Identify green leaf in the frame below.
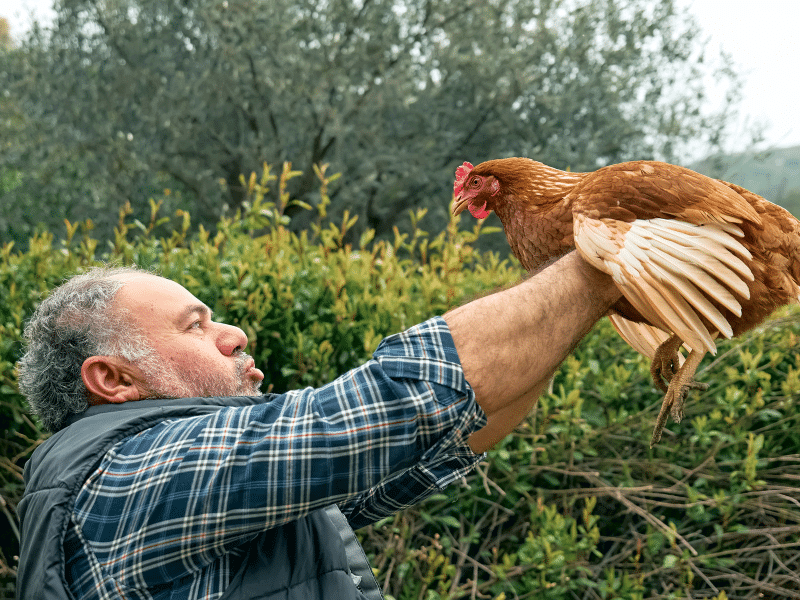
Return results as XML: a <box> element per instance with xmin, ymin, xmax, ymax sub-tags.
<box><xmin>662</xmin><ymin>555</ymin><xmax>678</xmax><ymax>569</ymax></box>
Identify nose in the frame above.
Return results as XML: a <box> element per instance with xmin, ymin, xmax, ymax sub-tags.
<box><xmin>216</xmin><ymin>322</ymin><xmax>249</xmax><ymax>356</ymax></box>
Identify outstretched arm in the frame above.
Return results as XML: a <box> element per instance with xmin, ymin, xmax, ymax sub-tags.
<box><xmin>444</xmin><ymin>251</ymin><xmax>621</xmax><ymax>453</ymax></box>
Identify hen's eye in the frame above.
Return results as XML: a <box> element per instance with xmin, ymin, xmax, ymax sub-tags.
<box><xmin>471</xmin><ymin>177</ymin><xmax>481</xmax><ymax>187</ymax></box>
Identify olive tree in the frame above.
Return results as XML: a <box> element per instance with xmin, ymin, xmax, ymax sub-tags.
<box><xmin>0</xmin><ymin>0</ymin><xmax>740</xmax><ymax>247</ymax></box>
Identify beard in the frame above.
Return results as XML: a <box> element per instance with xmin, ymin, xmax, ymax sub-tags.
<box><xmin>136</xmin><ymin>351</ymin><xmax>263</xmax><ymax>400</ymax></box>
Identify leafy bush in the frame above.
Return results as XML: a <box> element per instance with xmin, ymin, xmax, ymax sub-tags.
<box><xmin>1</xmin><ymin>164</ymin><xmax>798</xmax><ymax>599</ymax></box>
<box><xmin>363</xmin><ymin>308</ymin><xmax>800</xmax><ymax>600</ymax></box>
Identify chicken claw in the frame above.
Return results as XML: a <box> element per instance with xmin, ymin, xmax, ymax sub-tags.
<box><xmin>650</xmin><ymin>349</ymin><xmax>708</xmax><ymax>447</ymax></box>
<box><xmin>649</xmin><ymin>334</ymin><xmax>684</xmax><ymax>392</ymax></box>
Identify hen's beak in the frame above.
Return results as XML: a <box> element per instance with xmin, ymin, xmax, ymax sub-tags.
<box><xmin>452</xmin><ymin>194</ymin><xmax>470</xmax><ymax>216</ymax></box>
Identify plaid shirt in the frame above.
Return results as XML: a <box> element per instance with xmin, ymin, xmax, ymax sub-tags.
<box><xmin>64</xmin><ymin>317</ymin><xmax>486</xmax><ymax>599</ymax></box>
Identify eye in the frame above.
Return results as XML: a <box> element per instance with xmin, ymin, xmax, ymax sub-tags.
<box><xmin>470</xmin><ymin>177</ymin><xmax>481</xmax><ymax>187</ymax></box>
<box><xmin>189</xmin><ymin>320</ymin><xmax>202</xmax><ymax>330</ymax></box>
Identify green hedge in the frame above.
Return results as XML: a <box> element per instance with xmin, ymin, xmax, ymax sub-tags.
<box><xmin>1</xmin><ymin>164</ymin><xmax>798</xmax><ymax>600</ymax></box>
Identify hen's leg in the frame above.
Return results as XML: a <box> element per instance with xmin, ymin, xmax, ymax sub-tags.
<box><xmin>650</xmin><ymin>349</ymin><xmax>708</xmax><ymax>447</ymax></box>
<box><xmin>650</xmin><ymin>334</ymin><xmax>684</xmax><ymax>392</ymax></box>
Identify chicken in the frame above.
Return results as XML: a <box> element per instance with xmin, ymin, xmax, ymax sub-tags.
<box><xmin>452</xmin><ymin>158</ymin><xmax>800</xmax><ymax>445</ymax></box>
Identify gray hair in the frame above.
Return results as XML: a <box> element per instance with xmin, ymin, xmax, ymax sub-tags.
<box><xmin>17</xmin><ymin>265</ymin><xmax>155</xmax><ymax>432</ymax></box>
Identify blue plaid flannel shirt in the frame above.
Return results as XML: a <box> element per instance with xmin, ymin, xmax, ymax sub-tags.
<box><xmin>64</xmin><ymin>317</ymin><xmax>487</xmax><ymax>599</ymax></box>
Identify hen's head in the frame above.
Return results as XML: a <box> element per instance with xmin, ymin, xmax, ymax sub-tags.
<box><xmin>452</xmin><ymin>157</ymin><xmax>574</xmax><ymax>219</ymax></box>
<box><xmin>452</xmin><ymin>161</ymin><xmax>502</xmax><ymax>219</ymax></box>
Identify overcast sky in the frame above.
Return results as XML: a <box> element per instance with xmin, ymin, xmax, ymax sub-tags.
<box><xmin>682</xmin><ymin>0</ymin><xmax>800</xmax><ymax>153</ymax></box>
<box><xmin>3</xmin><ymin>0</ymin><xmax>800</xmax><ymax>156</ymax></box>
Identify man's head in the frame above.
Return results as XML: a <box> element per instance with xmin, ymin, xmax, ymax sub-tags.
<box><xmin>18</xmin><ymin>266</ymin><xmax>264</xmax><ymax>432</ymax></box>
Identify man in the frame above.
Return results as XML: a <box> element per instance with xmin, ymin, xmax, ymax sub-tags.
<box><xmin>16</xmin><ymin>251</ymin><xmax>619</xmax><ymax>600</ymax></box>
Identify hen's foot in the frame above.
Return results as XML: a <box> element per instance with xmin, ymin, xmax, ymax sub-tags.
<box><xmin>650</xmin><ymin>334</ymin><xmax>684</xmax><ymax>393</ymax></box>
<box><xmin>650</xmin><ymin>349</ymin><xmax>708</xmax><ymax>447</ymax></box>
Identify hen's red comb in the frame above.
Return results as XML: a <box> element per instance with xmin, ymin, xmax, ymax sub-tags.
<box><xmin>453</xmin><ymin>161</ymin><xmax>474</xmax><ymax>197</ymax></box>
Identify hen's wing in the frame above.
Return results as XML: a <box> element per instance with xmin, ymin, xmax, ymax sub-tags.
<box><xmin>608</xmin><ymin>313</ymin><xmax>677</xmax><ymax>360</ymax></box>
<box><xmin>570</xmin><ymin>161</ymin><xmax>761</xmax><ymax>355</ymax></box>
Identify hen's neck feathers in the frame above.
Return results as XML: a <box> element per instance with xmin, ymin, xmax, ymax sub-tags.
<box><xmin>480</xmin><ymin>158</ymin><xmax>583</xmax><ymax>207</ymax></box>
<box><xmin>479</xmin><ymin>158</ymin><xmax>583</xmax><ymax>271</ymax></box>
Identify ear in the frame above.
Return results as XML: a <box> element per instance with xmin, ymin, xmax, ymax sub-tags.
<box><xmin>81</xmin><ymin>356</ymin><xmax>145</xmax><ymax>405</ymax></box>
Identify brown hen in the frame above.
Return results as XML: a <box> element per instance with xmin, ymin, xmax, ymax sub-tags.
<box><xmin>452</xmin><ymin>158</ymin><xmax>800</xmax><ymax>445</ymax></box>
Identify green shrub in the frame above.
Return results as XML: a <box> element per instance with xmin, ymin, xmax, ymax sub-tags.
<box><xmin>364</xmin><ymin>307</ymin><xmax>800</xmax><ymax>600</ymax></box>
<box><xmin>1</xmin><ymin>163</ymin><xmax>798</xmax><ymax>599</ymax></box>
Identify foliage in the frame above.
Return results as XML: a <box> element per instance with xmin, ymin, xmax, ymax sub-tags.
<box><xmin>692</xmin><ymin>144</ymin><xmax>800</xmax><ymax>218</ymax></box>
<box><xmin>0</xmin><ymin>0</ymin><xmax>741</xmax><ymax>249</ymax></box>
<box><xmin>362</xmin><ymin>307</ymin><xmax>800</xmax><ymax>599</ymax></box>
<box><xmin>2</xmin><ymin>164</ymin><xmax>799</xmax><ymax>599</ymax></box>
<box><xmin>778</xmin><ymin>189</ymin><xmax>800</xmax><ymax>219</ymax></box>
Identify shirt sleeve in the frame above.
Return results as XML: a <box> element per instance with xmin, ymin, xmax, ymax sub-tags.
<box><xmin>339</xmin><ymin>318</ymin><xmax>488</xmax><ymax>528</ymax></box>
<box><xmin>71</xmin><ymin>316</ymin><xmax>486</xmax><ymax>589</ymax></box>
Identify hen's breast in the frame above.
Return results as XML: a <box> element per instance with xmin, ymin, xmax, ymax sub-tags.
<box><xmin>495</xmin><ymin>197</ymin><xmax>575</xmax><ymax>272</ymax></box>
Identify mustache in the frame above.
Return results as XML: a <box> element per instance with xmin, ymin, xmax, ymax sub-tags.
<box><xmin>233</xmin><ymin>350</ymin><xmax>252</xmax><ymax>376</ymax></box>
